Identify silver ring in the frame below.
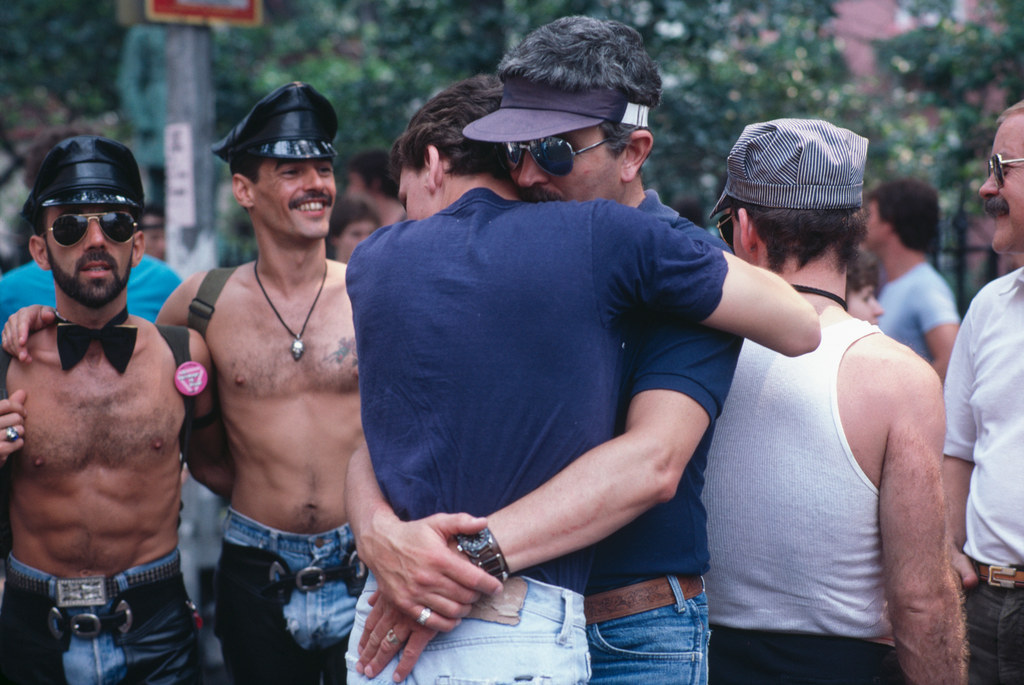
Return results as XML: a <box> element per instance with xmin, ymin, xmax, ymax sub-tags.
<box><xmin>385</xmin><ymin>628</ymin><xmax>400</xmax><ymax>645</ymax></box>
<box><xmin>4</xmin><ymin>427</ymin><xmax>18</xmax><ymax>442</ymax></box>
<box><xmin>416</xmin><ymin>607</ymin><xmax>432</xmax><ymax>625</ymax></box>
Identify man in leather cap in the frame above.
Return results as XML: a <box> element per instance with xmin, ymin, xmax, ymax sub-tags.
<box><xmin>0</xmin><ymin>135</ymin><xmax>217</xmax><ymax>684</ymax></box>
<box><xmin>156</xmin><ymin>82</ymin><xmax>365</xmax><ymax>685</ymax></box>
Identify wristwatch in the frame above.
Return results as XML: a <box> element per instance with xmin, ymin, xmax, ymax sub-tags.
<box><xmin>456</xmin><ymin>527</ymin><xmax>510</xmax><ymax>582</ymax></box>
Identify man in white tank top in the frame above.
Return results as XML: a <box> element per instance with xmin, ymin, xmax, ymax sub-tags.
<box><xmin>702</xmin><ymin>119</ymin><xmax>966</xmax><ymax>684</ymax></box>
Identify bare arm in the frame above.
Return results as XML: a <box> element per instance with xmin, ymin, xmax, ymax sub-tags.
<box><xmin>488</xmin><ymin>388</ymin><xmax>709</xmax><ymax>572</ymax></box>
<box><xmin>924</xmin><ymin>322</ymin><xmax>959</xmax><ymax>381</ymax></box>
<box><xmin>182</xmin><ymin>329</ymin><xmax>233</xmax><ymax>498</ymax></box>
<box><xmin>880</xmin><ymin>361</ymin><xmax>967</xmax><ymax>684</ymax></box>
<box><xmin>703</xmin><ymin>252</ymin><xmax>820</xmax><ymax>357</ymax></box>
<box><xmin>943</xmin><ymin>455</ymin><xmax>978</xmax><ymax>589</ymax></box>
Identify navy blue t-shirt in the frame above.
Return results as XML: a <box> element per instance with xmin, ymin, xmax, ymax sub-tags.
<box><xmin>586</xmin><ymin>191</ymin><xmax>741</xmax><ymax>593</ymax></box>
<box><xmin>347</xmin><ymin>188</ymin><xmax>728</xmax><ymax>595</ymax></box>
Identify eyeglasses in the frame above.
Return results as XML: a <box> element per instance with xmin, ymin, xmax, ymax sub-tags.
<box><xmin>503</xmin><ymin>136</ymin><xmax>611</xmax><ymax>177</ymax></box>
<box><xmin>716</xmin><ymin>211</ymin><xmax>734</xmax><ymax>248</ymax></box>
<box><xmin>49</xmin><ymin>212</ymin><xmax>137</xmax><ymax>247</ymax></box>
<box><xmin>988</xmin><ymin>154</ymin><xmax>1024</xmax><ymax>187</ymax></box>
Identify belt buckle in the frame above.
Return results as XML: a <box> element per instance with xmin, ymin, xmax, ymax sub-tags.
<box><xmin>987</xmin><ymin>565</ymin><xmax>1020</xmax><ymax>589</ymax></box>
<box><xmin>295</xmin><ymin>566</ymin><xmax>326</xmax><ymax>592</ymax></box>
<box><xmin>55</xmin><ymin>577</ymin><xmax>108</xmax><ymax>607</ymax></box>
<box><xmin>70</xmin><ymin>613</ymin><xmax>102</xmax><ymax>638</ymax></box>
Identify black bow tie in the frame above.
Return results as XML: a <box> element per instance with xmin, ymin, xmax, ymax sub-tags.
<box><xmin>55</xmin><ymin>308</ymin><xmax>137</xmax><ymax>374</ymax></box>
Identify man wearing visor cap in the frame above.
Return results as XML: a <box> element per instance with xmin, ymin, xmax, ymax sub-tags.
<box><xmin>0</xmin><ymin>135</ymin><xmax>216</xmax><ymax>684</ymax></box>
<box><xmin>156</xmin><ymin>81</ymin><xmax>365</xmax><ymax>684</ymax></box>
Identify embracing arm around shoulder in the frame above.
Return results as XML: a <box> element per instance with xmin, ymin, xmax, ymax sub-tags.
<box><xmin>875</xmin><ymin>351</ymin><xmax>967</xmax><ymax>684</ymax></box>
<box><xmin>702</xmin><ymin>252</ymin><xmax>820</xmax><ymax>357</ymax></box>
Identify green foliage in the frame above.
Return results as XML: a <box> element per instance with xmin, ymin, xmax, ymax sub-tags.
<box><xmin>3</xmin><ymin>0</ymin><xmax>1024</xmax><ymax>285</ymax></box>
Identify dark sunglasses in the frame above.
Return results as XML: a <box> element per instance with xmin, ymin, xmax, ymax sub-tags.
<box><xmin>503</xmin><ymin>136</ymin><xmax>611</xmax><ymax>177</ymax></box>
<box><xmin>988</xmin><ymin>154</ymin><xmax>1024</xmax><ymax>188</ymax></box>
<box><xmin>48</xmin><ymin>212</ymin><xmax>137</xmax><ymax>247</ymax></box>
<box><xmin>716</xmin><ymin>211</ymin><xmax>734</xmax><ymax>248</ymax></box>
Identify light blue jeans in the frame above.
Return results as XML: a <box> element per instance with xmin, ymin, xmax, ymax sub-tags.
<box><xmin>8</xmin><ymin>550</ymin><xmax>184</xmax><ymax>685</ymax></box>
<box><xmin>586</xmin><ymin>579</ymin><xmax>709</xmax><ymax>685</ymax></box>
<box><xmin>222</xmin><ymin>508</ymin><xmax>358</xmax><ymax>650</ymax></box>
<box><xmin>346</xmin><ymin>573</ymin><xmax>591</xmax><ymax>684</ymax></box>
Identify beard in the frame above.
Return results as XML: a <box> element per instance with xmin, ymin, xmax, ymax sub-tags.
<box><xmin>518</xmin><ymin>186</ymin><xmax>563</xmax><ymax>203</ymax></box>
<box><xmin>47</xmin><ymin>246</ymin><xmax>132</xmax><ymax>309</ymax></box>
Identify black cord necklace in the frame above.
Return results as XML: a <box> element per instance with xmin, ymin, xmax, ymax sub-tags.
<box><xmin>791</xmin><ymin>284</ymin><xmax>847</xmax><ymax>311</ymax></box>
<box><xmin>253</xmin><ymin>259</ymin><xmax>328</xmax><ymax>361</ymax></box>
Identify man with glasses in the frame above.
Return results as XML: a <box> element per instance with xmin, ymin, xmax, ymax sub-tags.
<box><xmin>701</xmin><ymin>119</ymin><xmax>966</xmax><ymax>684</ymax></box>
<box><xmin>944</xmin><ymin>99</ymin><xmax>1024</xmax><ymax>684</ymax></box>
<box><xmin>0</xmin><ymin>135</ymin><xmax>216</xmax><ymax>684</ymax></box>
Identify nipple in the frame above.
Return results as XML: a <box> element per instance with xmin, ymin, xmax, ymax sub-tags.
<box><xmin>152</xmin><ymin>438</ymin><xmax>164</xmax><ymax>450</ymax></box>
<box><xmin>234</xmin><ymin>375</ymin><xmax>246</xmax><ymax>386</ymax></box>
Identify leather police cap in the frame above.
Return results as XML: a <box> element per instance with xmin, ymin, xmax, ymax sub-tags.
<box><xmin>22</xmin><ymin>135</ymin><xmax>144</xmax><ymax>232</ymax></box>
<box><xmin>212</xmin><ymin>82</ymin><xmax>338</xmax><ymax>164</ymax></box>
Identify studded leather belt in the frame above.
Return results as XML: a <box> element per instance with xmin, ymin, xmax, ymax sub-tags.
<box><xmin>6</xmin><ymin>555</ymin><xmax>181</xmax><ymax>607</ymax></box>
<box><xmin>584</xmin><ymin>574</ymin><xmax>704</xmax><ymax>625</ymax></box>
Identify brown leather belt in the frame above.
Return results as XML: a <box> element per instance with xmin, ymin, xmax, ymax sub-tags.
<box><xmin>977</xmin><ymin>563</ymin><xmax>1024</xmax><ymax>589</ymax></box>
<box><xmin>584</xmin><ymin>575</ymin><xmax>703</xmax><ymax>625</ymax></box>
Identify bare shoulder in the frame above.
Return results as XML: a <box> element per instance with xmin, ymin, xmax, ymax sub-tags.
<box><xmin>326</xmin><ymin>258</ymin><xmax>350</xmax><ymax>291</ymax></box>
<box><xmin>843</xmin><ymin>332</ymin><xmax>943</xmax><ymax>415</ymax></box>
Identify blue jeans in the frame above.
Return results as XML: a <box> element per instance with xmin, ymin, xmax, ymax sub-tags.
<box><xmin>965</xmin><ymin>582</ymin><xmax>1024</xmax><ymax>685</ymax></box>
<box><xmin>216</xmin><ymin>508</ymin><xmax>360</xmax><ymax>684</ymax></box>
<box><xmin>587</xmin><ymin>582</ymin><xmax>709</xmax><ymax>685</ymax></box>
<box><xmin>346</xmin><ymin>573</ymin><xmax>591</xmax><ymax>684</ymax></box>
<box><xmin>1</xmin><ymin>550</ymin><xmax>199</xmax><ymax>685</ymax></box>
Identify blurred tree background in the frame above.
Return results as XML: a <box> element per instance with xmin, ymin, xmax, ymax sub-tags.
<box><xmin>1</xmin><ymin>0</ymin><xmax>1021</xmax><ymax>304</ymax></box>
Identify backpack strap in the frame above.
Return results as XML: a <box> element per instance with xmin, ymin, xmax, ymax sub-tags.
<box><xmin>155</xmin><ymin>324</ymin><xmax>195</xmax><ymax>464</ymax></box>
<box><xmin>187</xmin><ymin>266</ymin><xmax>238</xmax><ymax>338</ymax></box>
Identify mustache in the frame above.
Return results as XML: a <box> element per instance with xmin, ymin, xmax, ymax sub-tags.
<box><xmin>75</xmin><ymin>250</ymin><xmax>117</xmax><ymax>271</ymax></box>
<box><xmin>985</xmin><ymin>196</ymin><xmax>1010</xmax><ymax>218</ymax></box>
<box><xmin>289</xmin><ymin>192</ymin><xmax>333</xmax><ymax>210</ymax></box>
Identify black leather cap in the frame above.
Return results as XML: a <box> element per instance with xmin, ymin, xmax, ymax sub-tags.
<box><xmin>21</xmin><ymin>136</ymin><xmax>144</xmax><ymax>232</ymax></box>
<box><xmin>212</xmin><ymin>82</ymin><xmax>338</xmax><ymax>164</ymax></box>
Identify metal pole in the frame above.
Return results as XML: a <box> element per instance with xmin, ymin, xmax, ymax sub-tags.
<box><xmin>164</xmin><ymin>25</ymin><xmax>217</xmax><ymax>277</ymax></box>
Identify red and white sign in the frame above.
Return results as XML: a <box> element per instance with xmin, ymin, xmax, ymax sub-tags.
<box><xmin>146</xmin><ymin>0</ymin><xmax>262</xmax><ymax>26</ymax></box>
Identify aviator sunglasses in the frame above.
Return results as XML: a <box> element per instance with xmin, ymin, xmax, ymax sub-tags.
<box><xmin>988</xmin><ymin>154</ymin><xmax>1024</xmax><ymax>188</ymax></box>
<box><xmin>48</xmin><ymin>212</ymin><xmax>137</xmax><ymax>247</ymax></box>
<box><xmin>503</xmin><ymin>136</ymin><xmax>611</xmax><ymax>177</ymax></box>
<box><xmin>716</xmin><ymin>211</ymin><xmax>734</xmax><ymax>249</ymax></box>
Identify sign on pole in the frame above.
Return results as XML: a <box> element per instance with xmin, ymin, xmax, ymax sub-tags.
<box><xmin>146</xmin><ymin>0</ymin><xmax>262</xmax><ymax>26</ymax></box>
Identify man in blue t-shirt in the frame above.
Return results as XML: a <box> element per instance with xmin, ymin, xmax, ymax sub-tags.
<box><xmin>343</xmin><ymin>74</ymin><xmax>820</xmax><ymax>683</ymax></box>
<box><xmin>351</xmin><ymin>18</ymin><xmax>744</xmax><ymax>685</ymax></box>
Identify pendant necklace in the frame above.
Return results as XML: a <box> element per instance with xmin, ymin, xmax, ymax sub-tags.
<box><xmin>253</xmin><ymin>258</ymin><xmax>328</xmax><ymax>361</ymax></box>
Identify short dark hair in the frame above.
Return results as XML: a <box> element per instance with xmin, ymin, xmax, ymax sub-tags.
<box><xmin>731</xmin><ymin>198</ymin><xmax>865</xmax><ymax>272</ymax></box>
<box><xmin>348</xmin><ymin>149</ymin><xmax>399</xmax><ymax>200</ymax></box>
<box><xmin>846</xmin><ymin>248</ymin><xmax>881</xmax><ymax>293</ymax></box>
<box><xmin>498</xmin><ymin>16</ymin><xmax>661</xmax><ymax>154</ymax></box>
<box><xmin>866</xmin><ymin>178</ymin><xmax>939</xmax><ymax>252</ymax></box>
<box><xmin>229</xmin><ymin>152</ymin><xmax>264</xmax><ymax>182</ymax></box>
<box><xmin>390</xmin><ymin>75</ymin><xmax>507</xmax><ymax>181</ymax></box>
<box><xmin>329</xmin><ymin>193</ymin><xmax>381</xmax><ymax>239</ymax></box>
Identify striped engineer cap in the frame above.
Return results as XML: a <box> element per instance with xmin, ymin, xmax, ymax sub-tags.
<box><xmin>711</xmin><ymin>118</ymin><xmax>867</xmax><ymax>216</ymax></box>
